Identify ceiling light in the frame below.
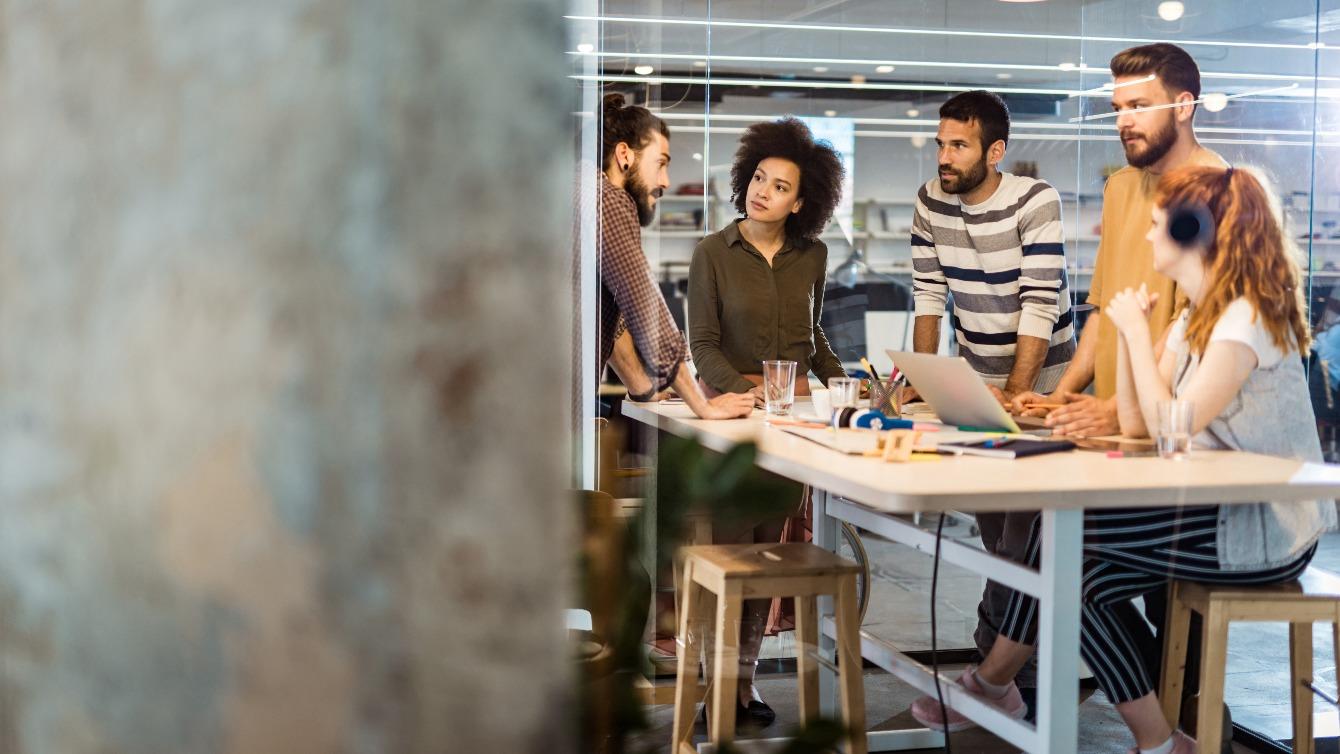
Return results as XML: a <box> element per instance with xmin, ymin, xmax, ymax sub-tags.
<box><xmin>910</xmin><ymin>136</ymin><xmax>928</xmax><ymax>148</ymax></box>
<box><xmin>1203</xmin><ymin>92</ymin><xmax>1229</xmax><ymax>112</ymax></box>
<box><xmin>694</xmin><ymin>60</ymin><xmax>708</xmax><ymax>68</ymax></box>
<box><xmin>824</xmin><ymin>110</ymin><xmax>837</xmax><ymax>117</ymax></box>
<box><xmin>1058</xmin><ymin>62</ymin><xmax>1077</xmax><ymax>71</ymax></box>
<box><xmin>692</xmin><ymin>152</ymin><xmax>703</xmax><ymax>161</ymax></box>
<box><xmin>850</xmin><ymin>74</ymin><xmax>867</xmax><ymax>85</ymax></box>
<box><xmin>576</xmin><ymin>43</ymin><xmax>594</xmax><ymax>53</ymax></box>
<box><xmin>996</xmin><ymin>73</ymin><xmax>1013</xmax><ymax>80</ymax></box>
<box><xmin>813</xmin><ymin>66</ymin><xmax>829</xmax><ymax>73</ymax></box>
<box><xmin>633</xmin><ymin>65</ymin><xmax>654</xmax><ymax>75</ymax></box>
<box><xmin>875</xmin><ymin>65</ymin><xmax>895</xmax><ymax>73</ymax></box>
<box><xmin>906</xmin><ymin>108</ymin><xmax>920</xmax><ymax>117</ymax></box>
<box><xmin>1157</xmin><ymin>2</ymin><xmax>1185</xmax><ymax>21</ymax></box>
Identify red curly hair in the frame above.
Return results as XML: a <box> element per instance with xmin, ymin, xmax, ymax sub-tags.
<box><xmin>1155</xmin><ymin>165</ymin><xmax>1310</xmax><ymax>357</ymax></box>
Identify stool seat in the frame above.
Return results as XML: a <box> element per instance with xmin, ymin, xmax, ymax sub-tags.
<box><xmin>671</xmin><ymin>542</ymin><xmax>868</xmax><ymax>754</ymax></box>
<box><xmin>1161</xmin><ymin>566</ymin><xmax>1340</xmax><ymax>754</ymax></box>
<box><xmin>687</xmin><ymin>542</ymin><xmax>862</xmax><ymax>580</ymax></box>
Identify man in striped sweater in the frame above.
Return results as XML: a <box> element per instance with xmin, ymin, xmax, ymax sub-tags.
<box><xmin>906</xmin><ymin>90</ymin><xmax>1075</xmax><ymax>726</ymax></box>
<box><xmin>909</xmin><ymin>90</ymin><xmax>1076</xmax><ymax>399</ymax></box>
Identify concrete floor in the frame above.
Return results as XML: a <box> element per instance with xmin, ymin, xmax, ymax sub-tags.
<box><xmin>641</xmin><ymin>516</ymin><xmax>1340</xmax><ymax>752</ymax></box>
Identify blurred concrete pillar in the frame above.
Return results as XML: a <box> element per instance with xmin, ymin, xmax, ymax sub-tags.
<box><xmin>0</xmin><ymin>2</ymin><xmax>572</xmax><ymax>753</ymax></box>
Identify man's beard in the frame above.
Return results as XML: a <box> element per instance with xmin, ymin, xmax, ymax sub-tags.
<box><xmin>624</xmin><ymin>163</ymin><xmax>661</xmax><ymax>227</ymax></box>
<box><xmin>939</xmin><ymin>156</ymin><xmax>988</xmax><ymax>195</ymax></box>
<box><xmin>1122</xmin><ymin>114</ymin><xmax>1177</xmax><ymax>169</ymax></box>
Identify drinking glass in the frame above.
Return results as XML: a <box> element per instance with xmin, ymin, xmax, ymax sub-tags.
<box><xmin>811</xmin><ymin>388</ymin><xmax>833</xmax><ymax>422</ymax></box>
<box><xmin>1157</xmin><ymin>400</ymin><xmax>1194</xmax><ymax>460</ymax></box>
<box><xmin>762</xmin><ymin>360</ymin><xmax>797</xmax><ymax>416</ymax></box>
<box><xmin>828</xmin><ymin>376</ymin><xmax>860</xmax><ymax>409</ymax></box>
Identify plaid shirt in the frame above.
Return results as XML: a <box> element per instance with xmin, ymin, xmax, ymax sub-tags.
<box><xmin>577</xmin><ymin>170</ymin><xmax>685</xmax><ymax>393</ymax></box>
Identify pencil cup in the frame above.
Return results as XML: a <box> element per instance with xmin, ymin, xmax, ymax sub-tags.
<box><xmin>867</xmin><ymin>378</ymin><xmax>900</xmax><ymax>418</ymax></box>
<box><xmin>762</xmin><ymin>360</ymin><xmax>797</xmax><ymax>417</ymax></box>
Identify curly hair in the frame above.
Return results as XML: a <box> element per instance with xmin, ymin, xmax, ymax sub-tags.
<box><xmin>730</xmin><ymin>118</ymin><xmax>845</xmax><ymax>243</ymax></box>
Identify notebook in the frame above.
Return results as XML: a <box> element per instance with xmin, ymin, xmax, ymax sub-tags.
<box><xmin>936</xmin><ymin>438</ymin><xmax>1076</xmax><ymax>459</ymax></box>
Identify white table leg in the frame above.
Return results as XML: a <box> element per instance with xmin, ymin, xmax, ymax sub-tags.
<box><xmin>1036</xmin><ymin>508</ymin><xmax>1083</xmax><ymax>754</ymax></box>
<box><xmin>812</xmin><ymin>488</ymin><xmax>840</xmax><ymax>718</ymax></box>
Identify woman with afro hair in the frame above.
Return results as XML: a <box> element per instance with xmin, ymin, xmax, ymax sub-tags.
<box><xmin>686</xmin><ymin>117</ymin><xmax>850</xmax><ymax>728</ymax></box>
<box><xmin>688</xmin><ymin>117</ymin><xmax>849</xmax><ymax>403</ymax></box>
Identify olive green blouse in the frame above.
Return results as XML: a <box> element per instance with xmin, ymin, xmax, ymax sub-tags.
<box><xmin>688</xmin><ymin>220</ymin><xmax>847</xmax><ymax>394</ymax></box>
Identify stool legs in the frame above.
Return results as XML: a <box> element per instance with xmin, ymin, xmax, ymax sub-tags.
<box><xmin>671</xmin><ymin>560</ymin><xmax>706</xmax><ymax>752</ymax></box>
<box><xmin>1196</xmin><ymin>602</ymin><xmax>1229</xmax><ymax>754</ymax></box>
<box><xmin>1289</xmin><ymin>621</ymin><xmax>1315</xmax><ymax>754</ymax></box>
<box><xmin>836</xmin><ymin>573</ymin><xmax>869</xmax><ymax>754</ymax></box>
<box><xmin>795</xmin><ymin>595</ymin><xmax>820</xmax><ymax>724</ymax></box>
<box><xmin>709</xmin><ymin>582</ymin><xmax>744</xmax><ymax>744</ymax></box>
<box><xmin>1159</xmin><ymin>582</ymin><xmax>1192</xmax><ymax>730</ymax></box>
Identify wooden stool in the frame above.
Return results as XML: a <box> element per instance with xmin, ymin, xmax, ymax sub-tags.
<box><xmin>1159</xmin><ymin>567</ymin><xmax>1340</xmax><ymax>754</ymax></box>
<box><xmin>671</xmin><ymin>543</ymin><xmax>868</xmax><ymax>754</ymax></box>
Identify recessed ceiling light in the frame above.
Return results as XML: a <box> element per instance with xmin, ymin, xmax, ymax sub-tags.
<box><xmin>907</xmin><ymin>108</ymin><xmax>920</xmax><ymax>117</ymax></box>
<box><xmin>694</xmin><ymin>60</ymin><xmax>708</xmax><ymax>67</ymax></box>
<box><xmin>1157</xmin><ymin>1</ymin><xmax>1185</xmax><ymax>21</ymax></box>
<box><xmin>813</xmin><ymin>66</ymin><xmax>829</xmax><ymax>73</ymax></box>
<box><xmin>633</xmin><ymin>65</ymin><xmax>654</xmax><ymax>75</ymax></box>
<box><xmin>910</xmin><ymin>136</ymin><xmax>928</xmax><ymax>148</ymax></box>
<box><xmin>850</xmin><ymin>74</ymin><xmax>867</xmax><ymax>85</ymax></box>
<box><xmin>875</xmin><ymin>65</ymin><xmax>895</xmax><ymax>73</ymax></box>
<box><xmin>1202</xmin><ymin>92</ymin><xmax>1229</xmax><ymax>112</ymax></box>
<box><xmin>1058</xmin><ymin>62</ymin><xmax>1077</xmax><ymax>71</ymax></box>
<box><xmin>996</xmin><ymin>73</ymin><xmax>1013</xmax><ymax>80</ymax></box>
<box><xmin>824</xmin><ymin>109</ymin><xmax>837</xmax><ymax>117</ymax></box>
<box><xmin>692</xmin><ymin>152</ymin><xmax>703</xmax><ymax>161</ymax></box>
<box><xmin>576</xmin><ymin>43</ymin><xmax>594</xmax><ymax>53</ymax></box>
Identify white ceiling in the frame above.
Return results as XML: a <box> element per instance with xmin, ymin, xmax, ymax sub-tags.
<box><xmin>580</xmin><ymin>0</ymin><xmax>1340</xmax><ymax>111</ymax></box>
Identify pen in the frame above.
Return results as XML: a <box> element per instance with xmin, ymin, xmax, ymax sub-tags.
<box><xmin>860</xmin><ymin>357</ymin><xmax>881</xmax><ymax>382</ymax></box>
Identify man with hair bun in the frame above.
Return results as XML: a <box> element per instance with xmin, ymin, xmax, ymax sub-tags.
<box><xmin>580</xmin><ymin>92</ymin><xmax>754</xmax><ymax>420</ymax></box>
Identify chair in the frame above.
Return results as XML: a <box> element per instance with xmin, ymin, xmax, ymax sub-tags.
<box><xmin>1159</xmin><ymin>567</ymin><xmax>1340</xmax><ymax>754</ymax></box>
<box><xmin>671</xmin><ymin>543</ymin><xmax>868</xmax><ymax>754</ymax></box>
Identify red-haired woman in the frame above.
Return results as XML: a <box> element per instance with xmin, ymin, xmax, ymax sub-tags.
<box><xmin>910</xmin><ymin>165</ymin><xmax>1335</xmax><ymax>754</ymax></box>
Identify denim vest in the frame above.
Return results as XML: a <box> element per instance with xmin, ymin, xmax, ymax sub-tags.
<box><xmin>1173</xmin><ymin>320</ymin><xmax>1336</xmax><ymax>570</ymax></box>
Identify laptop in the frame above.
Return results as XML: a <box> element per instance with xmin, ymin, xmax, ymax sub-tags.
<box><xmin>884</xmin><ymin>350</ymin><xmax>1023</xmax><ymax>434</ymax></box>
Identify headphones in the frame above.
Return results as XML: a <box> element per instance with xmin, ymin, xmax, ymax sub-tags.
<box><xmin>1167</xmin><ymin>202</ymin><xmax>1214</xmax><ymax>249</ymax></box>
<box><xmin>1165</xmin><ymin>166</ymin><xmax>1232</xmax><ymax>249</ymax></box>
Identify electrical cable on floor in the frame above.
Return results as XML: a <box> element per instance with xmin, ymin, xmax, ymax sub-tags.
<box><xmin>931</xmin><ymin>513</ymin><xmax>952</xmax><ymax>753</ymax></box>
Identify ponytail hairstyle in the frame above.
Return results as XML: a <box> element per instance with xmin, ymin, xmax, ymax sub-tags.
<box><xmin>1155</xmin><ymin>165</ymin><xmax>1310</xmax><ymax>356</ymax></box>
<box><xmin>601</xmin><ymin>93</ymin><xmax>670</xmax><ymax>172</ymax></box>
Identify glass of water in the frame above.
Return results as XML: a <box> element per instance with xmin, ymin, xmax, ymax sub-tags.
<box><xmin>762</xmin><ymin>360</ymin><xmax>798</xmax><ymax>416</ymax></box>
<box><xmin>1156</xmin><ymin>400</ymin><xmax>1194</xmax><ymax>460</ymax></box>
<box><xmin>828</xmin><ymin>376</ymin><xmax>860</xmax><ymax>409</ymax></box>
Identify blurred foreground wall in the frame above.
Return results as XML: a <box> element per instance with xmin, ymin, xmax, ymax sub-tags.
<box><xmin>0</xmin><ymin>2</ymin><xmax>572</xmax><ymax>752</ymax></box>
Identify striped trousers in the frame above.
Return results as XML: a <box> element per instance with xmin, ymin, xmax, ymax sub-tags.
<box><xmin>998</xmin><ymin>506</ymin><xmax>1314</xmax><ymax>704</ymax></box>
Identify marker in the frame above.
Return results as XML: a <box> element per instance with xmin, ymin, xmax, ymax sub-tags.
<box><xmin>860</xmin><ymin>357</ymin><xmax>881</xmax><ymax>382</ymax></box>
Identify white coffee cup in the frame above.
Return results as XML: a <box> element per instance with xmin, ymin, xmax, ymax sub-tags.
<box><xmin>811</xmin><ymin>388</ymin><xmax>833</xmax><ymax>422</ymax></box>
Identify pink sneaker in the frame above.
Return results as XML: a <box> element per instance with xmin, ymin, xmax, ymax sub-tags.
<box><xmin>909</xmin><ymin>667</ymin><xmax>1027</xmax><ymax>733</ymax></box>
<box><xmin>1126</xmin><ymin>730</ymin><xmax>1198</xmax><ymax>754</ymax></box>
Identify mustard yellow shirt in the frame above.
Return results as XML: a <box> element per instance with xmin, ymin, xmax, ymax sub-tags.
<box><xmin>1086</xmin><ymin>147</ymin><xmax>1226</xmax><ymax>399</ymax></box>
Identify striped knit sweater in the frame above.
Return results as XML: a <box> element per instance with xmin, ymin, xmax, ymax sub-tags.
<box><xmin>911</xmin><ymin>173</ymin><xmax>1075</xmax><ymax>391</ymax></box>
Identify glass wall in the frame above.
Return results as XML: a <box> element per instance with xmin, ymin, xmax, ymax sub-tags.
<box><xmin>572</xmin><ymin>0</ymin><xmax>1340</xmax><ymax>461</ymax></box>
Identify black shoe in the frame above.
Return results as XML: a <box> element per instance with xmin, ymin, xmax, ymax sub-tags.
<box><xmin>1019</xmin><ymin>687</ymin><xmax>1037</xmax><ymax>724</ymax></box>
<box><xmin>700</xmin><ymin>696</ymin><xmax>777</xmax><ymax>730</ymax></box>
<box><xmin>740</xmin><ymin>698</ymin><xmax>776</xmax><ymax>727</ymax></box>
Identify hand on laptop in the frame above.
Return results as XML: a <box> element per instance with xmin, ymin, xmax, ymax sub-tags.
<box><xmin>1044</xmin><ymin>393</ymin><xmax>1119</xmax><ymax>438</ymax></box>
<box><xmin>896</xmin><ymin>383</ymin><xmax>920</xmax><ymax>405</ymax></box>
<box><xmin>1009</xmin><ymin>391</ymin><xmax>1052</xmax><ymax>417</ymax></box>
<box><xmin>986</xmin><ymin>385</ymin><xmax>1011</xmax><ymax>409</ymax></box>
